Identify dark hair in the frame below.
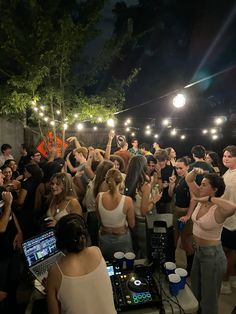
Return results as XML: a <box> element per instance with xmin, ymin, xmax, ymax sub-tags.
<box><xmin>4</xmin><ymin>159</ymin><xmax>17</xmax><ymax>167</ymax></box>
<box><xmin>146</xmin><ymin>155</ymin><xmax>157</xmax><ymax>164</ymax></box>
<box><xmin>223</xmin><ymin>145</ymin><xmax>236</xmax><ymax>157</ymax></box>
<box><xmin>1</xmin><ymin>144</ymin><xmax>12</xmax><ymax>153</ymax></box>
<box><xmin>125</xmin><ymin>155</ymin><xmax>149</xmax><ymax>200</ymax></box>
<box><xmin>191</xmin><ymin>145</ymin><xmax>206</xmax><ymax>159</ymax></box>
<box><xmin>154</xmin><ymin>149</ymin><xmax>168</xmax><ymax>161</ymax></box>
<box><xmin>55</xmin><ymin>214</ymin><xmax>88</xmax><ymax>253</ymax></box>
<box><xmin>204</xmin><ymin>173</ymin><xmax>225</xmax><ymax>197</ymax></box>
<box><xmin>28</xmin><ymin>149</ymin><xmax>40</xmax><ymax>159</ymax></box>
<box><xmin>25</xmin><ymin>163</ymin><xmax>43</xmax><ymax>183</ymax></box>
<box><xmin>41</xmin><ymin>161</ymin><xmax>63</xmax><ymax>183</ymax></box>
<box><xmin>93</xmin><ymin>160</ymin><xmax>114</xmax><ymax>197</ymax></box>
<box><xmin>21</xmin><ymin>144</ymin><xmax>28</xmax><ymax>151</ymax></box>
<box><xmin>176</xmin><ymin>157</ymin><xmax>190</xmax><ymax>166</ymax></box>
<box><xmin>110</xmin><ymin>155</ymin><xmax>125</xmax><ymax>173</ymax></box>
<box><xmin>105</xmin><ymin>169</ymin><xmax>123</xmax><ymax>195</ymax></box>
<box><xmin>140</xmin><ymin>143</ymin><xmax>150</xmax><ymax>151</ymax></box>
<box><xmin>131</xmin><ymin>138</ymin><xmax>138</xmax><ymax>144</ymax></box>
<box><xmin>206</xmin><ymin>151</ymin><xmax>226</xmax><ymax>176</ymax></box>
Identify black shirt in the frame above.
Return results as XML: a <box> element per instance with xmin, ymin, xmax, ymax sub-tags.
<box><xmin>174</xmin><ymin>177</ymin><xmax>190</xmax><ymax>208</ymax></box>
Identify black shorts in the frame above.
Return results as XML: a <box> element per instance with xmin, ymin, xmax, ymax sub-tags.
<box><xmin>221</xmin><ymin>227</ymin><xmax>236</xmax><ymax>250</ymax></box>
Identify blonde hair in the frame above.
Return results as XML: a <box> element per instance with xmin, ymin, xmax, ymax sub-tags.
<box><xmin>105</xmin><ymin>169</ymin><xmax>123</xmax><ymax>195</ymax></box>
<box><xmin>73</xmin><ymin>147</ymin><xmax>88</xmax><ymax>159</ymax></box>
<box><xmin>50</xmin><ymin>172</ymin><xmax>77</xmax><ymax>202</ymax></box>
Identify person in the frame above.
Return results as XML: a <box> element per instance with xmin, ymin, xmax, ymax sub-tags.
<box><xmin>0</xmin><ymin>144</ymin><xmax>14</xmax><ymax>168</ymax></box>
<box><xmin>206</xmin><ymin>151</ymin><xmax>226</xmax><ymax>176</ymax></box>
<box><xmin>1</xmin><ymin>165</ymin><xmax>21</xmax><ymax>194</ymax></box>
<box><xmin>47</xmin><ymin>214</ymin><xmax>116</xmax><ymax>314</ymax></box>
<box><xmin>125</xmin><ymin>155</ymin><xmax>162</xmax><ymax>258</ymax></box>
<box><xmin>45</xmin><ymin>173</ymin><xmax>82</xmax><ymax>228</ymax></box>
<box><xmin>166</xmin><ymin>147</ymin><xmax>177</xmax><ymax>167</ymax></box>
<box><xmin>186</xmin><ymin>168</ymin><xmax>236</xmax><ymax>314</ymax></box>
<box><xmin>220</xmin><ymin>145</ymin><xmax>236</xmax><ymax>294</ymax></box>
<box><xmin>140</xmin><ymin>143</ymin><xmax>153</xmax><ymax>156</ymax></box>
<box><xmin>3</xmin><ymin>159</ymin><xmax>20</xmax><ymax>180</ymax></box>
<box><xmin>96</xmin><ymin>169</ymin><xmax>135</xmax><ymax>260</ymax></box>
<box><xmin>168</xmin><ymin>157</ymin><xmax>195</xmax><ymax>274</ymax></box>
<box><xmin>18</xmin><ymin>144</ymin><xmax>30</xmax><ymax>175</ymax></box>
<box><xmin>114</xmin><ymin>141</ymin><xmax>131</xmax><ymax>171</ymax></box>
<box><xmin>0</xmin><ymin>170</ymin><xmax>23</xmax><ymax>314</ymax></box>
<box><xmin>128</xmin><ymin>138</ymin><xmax>142</xmax><ymax>157</ymax></box>
<box><xmin>188</xmin><ymin>145</ymin><xmax>214</xmax><ymax>185</ymax></box>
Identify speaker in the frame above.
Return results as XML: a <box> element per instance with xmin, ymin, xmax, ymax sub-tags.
<box><xmin>146</xmin><ymin>213</ymin><xmax>175</xmax><ymax>267</ymax></box>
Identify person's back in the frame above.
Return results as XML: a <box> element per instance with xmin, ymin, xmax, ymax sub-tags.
<box><xmin>47</xmin><ymin>214</ymin><xmax>116</xmax><ymax>314</ymax></box>
<box><xmin>55</xmin><ymin>247</ymin><xmax>116</xmax><ymax>314</ymax></box>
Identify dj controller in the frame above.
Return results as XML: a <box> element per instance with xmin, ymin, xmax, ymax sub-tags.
<box><xmin>107</xmin><ymin>263</ymin><xmax>162</xmax><ymax>312</ymax></box>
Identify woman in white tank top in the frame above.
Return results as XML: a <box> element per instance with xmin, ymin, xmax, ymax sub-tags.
<box><xmin>47</xmin><ymin>214</ymin><xmax>116</xmax><ymax>314</ymax></box>
<box><xmin>96</xmin><ymin>169</ymin><xmax>135</xmax><ymax>261</ymax></box>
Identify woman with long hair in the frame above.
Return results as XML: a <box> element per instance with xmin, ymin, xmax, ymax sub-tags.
<box><xmin>96</xmin><ymin>169</ymin><xmax>135</xmax><ymax>260</ymax></box>
<box><xmin>206</xmin><ymin>151</ymin><xmax>226</xmax><ymax>176</ymax></box>
<box><xmin>45</xmin><ymin>173</ymin><xmax>82</xmax><ymax>228</ymax></box>
<box><xmin>166</xmin><ymin>147</ymin><xmax>177</xmax><ymax>167</ymax></box>
<box><xmin>125</xmin><ymin>155</ymin><xmax>162</xmax><ymax>258</ymax></box>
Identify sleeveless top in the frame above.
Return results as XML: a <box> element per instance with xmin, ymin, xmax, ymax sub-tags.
<box><xmin>191</xmin><ymin>202</ymin><xmax>224</xmax><ymax>241</ymax></box>
<box><xmin>98</xmin><ymin>192</ymin><xmax>126</xmax><ymax>228</ymax></box>
<box><xmin>47</xmin><ymin>200</ymin><xmax>71</xmax><ymax>221</ymax></box>
<box><xmin>56</xmin><ymin>255</ymin><xmax>116</xmax><ymax>314</ymax></box>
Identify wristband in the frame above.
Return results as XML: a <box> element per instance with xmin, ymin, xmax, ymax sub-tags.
<box><xmin>208</xmin><ymin>196</ymin><xmax>212</xmax><ymax>202</ymax></box>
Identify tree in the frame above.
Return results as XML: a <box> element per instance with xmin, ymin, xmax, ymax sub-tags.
<box><xmin>0</xmin><ymin>0</ymin><xmax>139</xmax><ymax>151</ymax></box>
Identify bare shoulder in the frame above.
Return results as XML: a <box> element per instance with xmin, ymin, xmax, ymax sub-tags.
<box><xmin>124</xmin><ymin>196</ymin><xmax>133</xmax><ymax>207</ymax></box>
<box><xmin>140</xmin><ymin>182</ymin><xmax>151</xmax><ymax>193</ymax></box>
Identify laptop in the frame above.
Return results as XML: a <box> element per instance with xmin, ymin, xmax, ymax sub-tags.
<box><xmin>22</xmin><ymin>230</ymin><xmax>64</xmax><ymax>283</ymax></box>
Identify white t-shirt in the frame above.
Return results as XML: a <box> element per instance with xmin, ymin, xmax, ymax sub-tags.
<box><xmin>222</xmin><ymin>168</ymin><xmax>236</xmax><ymax>231</ymax></box>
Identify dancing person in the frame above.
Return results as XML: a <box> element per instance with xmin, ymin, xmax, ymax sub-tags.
<box><xmin>186</xmin><ymin>168</ymin><xmax>236</xmax><ymax>314</ymax></box>
<box><xmin>96</xmin><ymin>169</ymin><xmax>135</xmax><ymax>260</ymax></box>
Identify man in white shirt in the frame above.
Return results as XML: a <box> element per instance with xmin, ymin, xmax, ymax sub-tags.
<box><xmin>221</xmin><ymin>145</ymin><xmax>236</xmax><ymax>295</ymax></box>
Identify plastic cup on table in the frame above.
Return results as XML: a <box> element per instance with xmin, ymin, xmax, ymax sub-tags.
<box><xmin>168</xmin><ymin>273</ymin><xmax>181</xmax><ymax>296</ymax></box>
<box><xmin>164</xmin><ymin>262</ymin><xmax>176</xmax><ymax>275</ymax></box>
<box><xmin>124</xmin><ymin>252</ymin><xmax>136</xmax><ymax>270</ymax></box>
<box><xmin>175</xmin><ymin>268</ymin><xmax>188</xmax><ymax>289</ymax></box>
<box><xmin>114</xmin><ymin>251</ymin><xmax>125</xmax><ymax>270</ymax></box>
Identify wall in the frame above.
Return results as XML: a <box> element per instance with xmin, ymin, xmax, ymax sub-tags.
<box><xmin>0</xmin><ymin>118</ymin><xmax>24</xmax><ymax>162</ymax></box>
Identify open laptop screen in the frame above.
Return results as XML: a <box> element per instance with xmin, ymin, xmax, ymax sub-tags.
<box><xmin>22</xmin><ymin>230</ymin><xmax>58</xmax><ymax>267</ymax></box>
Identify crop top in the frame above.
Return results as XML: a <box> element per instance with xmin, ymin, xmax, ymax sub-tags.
<box><xmin>98</xmin><ymin>192</ymin><xmax>127</xmax><ymax>228</ymax></box>
<box><xmin>191</xmin><ymin>202</ymin><xmax>224</xmax><ymax>241</ymax></box>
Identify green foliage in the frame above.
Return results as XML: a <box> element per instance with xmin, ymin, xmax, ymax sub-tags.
<box><xmin>0</xmin><ymin>0</ymin><xmax>138</xmax><ymax>128</ymax></box>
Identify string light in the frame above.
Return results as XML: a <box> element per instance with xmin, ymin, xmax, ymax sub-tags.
<box><xmin>145</xmin><ymin>129</ymin><xmax>151</xmax><ymax>135</ymax></box>
<box><xmin>131</xmin><ymin>132</ymin><xmax>135</xmax><ymax>136</ymax></box>
<box><xmin>50</xmin><ymin>121</ymin><xmax>55</xmax><ymax>126</ymax></box>
<box><xmin>33</xmin><ymin>107</ymin><xmax>38</xmax><ymax>112</ymax></box>
<box><xmin>154</xmin><ymin>134</ymin><xmax>159</xmax><ymax>138</ymax></box>
<box><xmin>162</xmin><ymin>119</ymin><xmax>170</xmax><ymax>126</ymax></box>
<box><xmin>40</xmin><ymin>106</ymin><xmax>45</xmax><ymax>111</ymax></box>
<box><xmin>146</xmin><ymin>125</ymin><xmax>150</xmax><ymax>129</ymax></box>
<box><xmin>170</xmin><ymin>129</ymin><xmax>177</xmax><ymax>136</ymax></box>
<box><xmin>44</xmin><ymin>117</ymin><xmax>49</xmax><ymax>122</ymax></box>
<box><xmin>212</xmin><ymin>134</ymin><xmax>218</xmax><ymax>140</ymax></box>
<box><xmin>74</xmin><ymin>113</ymin><xmax>78</xmax><ymax>118</ymax></box>
<box><xmin>31</xmin><ymin>100</ymin><xmax>36</xmax><ymax>105</ymax></box>
<box><xmin>56</xmin><ymin>110</ymin><xmax>61</xmax><ymax>115</ymax></box>
<box><xmin>39</xmin><ymin>112</ymin><xmax>44</xmax><ymax>117</ymax></box>
<box><xmin>180</xmin><ymin>135</ymin><xmax>186</xmax><ymax>140</ymax></box>
<box><xmin>173</xmin><ymin>93</ymin><xmax>186</xmax><ymax>108</ymax></box>
<box><xmin>76</xmin><ymin>123</ymin><xmax>83</xmax><ymax>130</ymax></box>
<box><xmin>210</xmin><ymin>128</ymin><xmax>217</xmax><ymax>134</ymax></box>
<box><xmin>126</xmin><ymin>119</ymin><xmax>131</xmax><ymax>124</ymax></box>
<box><xmin>63</xmin><ymin>123</ymin><xmax>68</xmax><ymax>130</ymax></box>
<box><xmin>202</xmin><ymin>129</ymin><xmax>208</xmax><ymax>134</ymax></box>
<box><xmin>126</xmin><ymin>127</ymin><xmax>130</xmax><ymax>132</ymax></box>
<box><xmin>98</xmin><ymin>117</ymin><xmax>102</xmax><ymax>122</ymax></box>
<box><xmin>107</xmin><ymin>118</ymin><xmax>115</xmax><ymax>127</ymax></box>
<box><xmin>93</xmin><ymin>126</ymin><xmax>97</xmax><ymax>131</ymax></box>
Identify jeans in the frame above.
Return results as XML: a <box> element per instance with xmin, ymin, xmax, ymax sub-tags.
<box><xmin>99</xmin><ymin>231</ymin><xmax>133</xmax><ymax>261</ymax></box>
<box><xmin>191</xmin><ymin>244</ymin><xmax>227</xmax><ymax>314</ymax></box>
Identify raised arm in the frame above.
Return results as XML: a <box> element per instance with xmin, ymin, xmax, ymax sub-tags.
<box><xmin>104</xmin><ymin>129</ymin><xmax>115</xmax><ymax>160</ymax></box>
<box><xmin>185</xmin><ymin>168</ymin><xmax>203</xmax><ymax>197</ymax></box>
<box><xmin>66</xmin><ymin>136</ymin><xmax>81</xmax><ymax>149</ymax></box>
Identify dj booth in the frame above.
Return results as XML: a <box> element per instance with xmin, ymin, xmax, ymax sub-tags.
<box><xmin>26</xmin><ymin>213</ymin><xmax>198</xmax><ymax>314</ymax></box>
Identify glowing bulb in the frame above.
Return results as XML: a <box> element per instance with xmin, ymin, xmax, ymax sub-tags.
<box><xmin>77</xmin><ymin>123</ymin><xmax>83</xmax><ymax>130</ymax></box>
<box><xmin>107</xmin><ymin>118</ymin><xmax>115</xmax><ymax>127</ymax></box>
<box><xmin>146</xmin><ymin>125</ymin><xmax>150</xmax><ymax>129</ymax></box>
<box><xmin>63</xmin><ymin>123</ymin><xmax>68</xmax><ymax>130</ymax></box>
<box><xmin>145</xmin><ymin>129</ymin><xmax>151</xmax><ymax>135</ymax></box>
<box><xmin>124</xmin><ymin>122</ymin><xmax>127</xmax><ymax>126</ymax></box>
<box><xmin>154</xmin><ymin>134</ymin><xmax>159</xmax><ymax>138</ymax></box>
<box><xmin>98</xmin><ymin>117</ymin><xmax>102</xmax><ymax>122</ymax></box>
<box><xmin>50</xmin><ymin>121</ymin><xmax>55</xmax><ymax>126</ymax></box>
<box><xmin>31</xmin><ymin>100</ymin><xmax>36</xmax><ymax>105</ymax></box>
<box><xmin>126</xmin><ymin>119</ymin><xmax>131</xmax><ymax>124</ymax></box>
<box><xmin>56</xmin><ymin>110</ymin><xmax>61</xmax><ymax>115</ymax></box>
<box><xmin>33</xmin><ymin>107</ymin><xmax>38</xmax><ymax>112</ymax></box>
<box><xmin>212</xmin><ymin>134</ymin><xmax>218</xmax><ymax>140</ymax></box>
<box><xmin>210</xmin><ymin>128</ymin><xmax>217</xmax><ymax>134</ymax></box>
<box><xmin>93</xmin><ymin>126</ymin><xmax>97</xmax><ymax>131</ymax></box>
<box><xmin>126</xmin><ymin>127</ymin><xmax>130</xmax><ymax>132</ymax></box>
<box><xmin>40</xmin><ymin>106</ymin><xmax>45</xmax><ymax>111</ymax></box>
<box><xmin>173</xmin><ymin>94</ymin><xmax>186</xmax><ymax>108</ymax></box>
<box><xmin>90</xmin><ymin>114</ymin><xmax>93</xmax><ymax>118</ymax></box>
<box><xmin>131</xmin><ymin>132</ymin><xmax>135</xmax><ymax>136</ymax></box>
<box><xmin>39</xmin><ymin>112</ymin><xmax>44</xmax><ymax>117</ymax></box>
<box><xmin>74</xmin><ymin>113</ymin><xmax>78</xmax><ymax>118</ymax></box>
<box><xmin>202</xmin><ymin>129</ymin><xmax>208</xmax><ymax>134</ymax></box>
<box><xmin>44</xmin><ymin>117</ymin><xmax>49</xmax><ymax>122</ymax></box>
<box><xmin>180</xmin><ymin>135</ymin><xmax>186</xmax><ymax>140</ymax></box>
<box><xmin>170</xmin><ymin>129</ymin><xmax>177</xmax><ymax>136</ymax></box>
<box><xmin>162</xmin><ymin>119</ymin><xmax>170</xmax><ymax>126</ymax></box>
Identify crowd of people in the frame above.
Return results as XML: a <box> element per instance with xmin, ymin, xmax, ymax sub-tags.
<box><xmin>0</xmin><ymin>135</ymin><xmax>235</xmax><ymax>314</ymax></box>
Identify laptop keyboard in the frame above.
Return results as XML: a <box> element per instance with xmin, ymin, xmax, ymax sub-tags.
<box><xmin>32</xmin><ymin>254</ymin><xmax>61</xmax><ymax>277</ymax></box>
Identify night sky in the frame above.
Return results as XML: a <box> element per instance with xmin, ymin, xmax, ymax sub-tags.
<box><xmin>96</xmin><ymin>0</ymin><xmax>236</xmax><ymax>154</ymax></box>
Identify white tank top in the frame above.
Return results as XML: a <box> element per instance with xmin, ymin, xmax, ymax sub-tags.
<box><xmin>57</xmin><ymin>255</ymin><xmax>116</xmax><ymax>314</ymax></box>
<box><xmin>98</xmin><ymin>192</ymin><xmax>127</xmax><ymax>228</ymax></box>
